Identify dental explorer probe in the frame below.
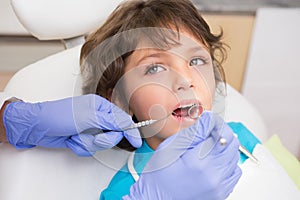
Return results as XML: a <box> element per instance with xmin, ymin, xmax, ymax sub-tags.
<box><xmin>239</xmin><ymin>145</ymin><xmax>260</xmax><ymax>165</ymax></box>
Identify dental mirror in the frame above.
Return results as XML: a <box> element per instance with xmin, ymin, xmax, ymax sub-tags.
<box><xmin>187</xmin><ymin>104</ymin><xmax>205</xmax><ymax>119</ymax></box>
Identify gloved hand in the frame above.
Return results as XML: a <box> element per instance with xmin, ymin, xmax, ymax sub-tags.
<box><xmin>3</xmin><ymin>94</ymin><xmax>142</xmax><ymax>156</ymax></box>
<box><xmin>123</xmin><ymin>112</ymin><xmax>242</xmax><ymax>200</ymax></box>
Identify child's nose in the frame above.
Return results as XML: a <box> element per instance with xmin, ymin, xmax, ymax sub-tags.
<box><xmin>172</xmin><ymin>67</ymin><xmax>194</xmax><ymax>92</ymax></box>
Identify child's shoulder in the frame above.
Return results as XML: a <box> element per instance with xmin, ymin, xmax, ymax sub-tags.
<box><xmin>100</xmin><ymin>164</ymin><xmax>135</xmax><ymax>200</ymax></box>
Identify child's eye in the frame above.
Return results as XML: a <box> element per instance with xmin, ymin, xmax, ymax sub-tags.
<box><xmin>189</xmin><ymin>57</ymin><xmax>205</xmax><ymax>67</ymax></box>
<box><xmin>145</xmin><ymin>64</ymin><xmax>166</xmax><ymax>75</ymax></box>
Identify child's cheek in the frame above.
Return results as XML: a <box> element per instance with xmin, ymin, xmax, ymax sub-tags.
<box><xmin>129</xmin><ymin>85</ymin><xmax>173</xmax><ymax>120</ymax></box>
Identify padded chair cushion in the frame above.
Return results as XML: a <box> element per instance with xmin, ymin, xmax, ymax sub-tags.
<box><xmin>11</xmin><ymin>0</ymin><xmax>124</xmax><ymax>40</ymax></box>
<box><xmin>0</xmin><ymin>142</ymin><xmax>128</xmax><ymax>200</ymax></box>
<box><xmin>4</xmin><ymin>45</ymin><xmax>83</xmax><ymax>102</ymax></box>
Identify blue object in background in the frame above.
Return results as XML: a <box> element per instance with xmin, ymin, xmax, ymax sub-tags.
<box><xmin>228</xmin><ymin>122</ymin><xmax>261</xmax><ymax>163</ymax></box>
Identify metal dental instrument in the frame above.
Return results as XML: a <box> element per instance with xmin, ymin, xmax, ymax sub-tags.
<box><xmin>81</xmin><ymin>113</ymin><xmax>172</xmax><ymax>135</ymax></box>
<box><xmin>239</xmin><ymin>145</ymin><xmax>260</xmax><ymax>165</ymax></box>
<box><xmin>120</xmin><ymin>113</ymin><xmax>172</xmax><ymax>131</ymax></box>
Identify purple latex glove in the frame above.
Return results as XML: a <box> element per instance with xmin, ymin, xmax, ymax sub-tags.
<box><xmin>123</xmin><ymin>112</ymin><xmax>241</xmax><ymax>200</ymax></box>
<box><xmin>3</xmin><ymin>94</ymin><xmax>142</xmax><ymax>156</ymax></box>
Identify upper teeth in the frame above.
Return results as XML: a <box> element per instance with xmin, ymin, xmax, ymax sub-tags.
<box><xmin>180</xmin><ymin>103</ymin><xmax>196</xmax><ymax>109</ymax></box>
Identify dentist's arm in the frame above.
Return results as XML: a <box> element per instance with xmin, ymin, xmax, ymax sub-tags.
<box><xmin>124</xmin><ymin>112</ymin><xmax>242</xmax><ymax>200</ymax></box>
<box><xmin>0</xmin><ymin>94</ymin><xmax>142</xmax><ymax>156</ymax></box>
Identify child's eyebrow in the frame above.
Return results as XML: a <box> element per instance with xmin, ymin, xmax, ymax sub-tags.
<box><xmin>167</xmin><ymin>45</ymin><xmax>209</xmax><ymax>59</ymax></box>
<box><xmin>184</xmin><ymin>45</ymin><xmax>208</xmax><ymax>53</ymax></box>
<box><xmin>136</xmin><ymin>52</ymin><xmax>163</xmax><ymax>65</ymax></box>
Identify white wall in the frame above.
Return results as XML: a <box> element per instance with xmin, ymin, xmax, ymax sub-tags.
<box><xmin>243</xmin><ymin>8</ymin><xmax>300</xmax><ymax>159</ymax></box>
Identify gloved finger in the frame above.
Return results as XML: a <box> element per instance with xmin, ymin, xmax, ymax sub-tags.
<box><xmin>93</xmin><ymin>131</ymin><xmax>123</xmax><ymax>149</ymax></box>
<box><xmin>149</xmin><ymin>127</ymin><xmax>201</xmax><ymax>171</ymax></box>
<box><xmin>157</xmin><ymin>111</ymin><xmax>228</xmax><ymax>151</ymax></box>
<box><xmin>201</xmin><ymin>124</ymin><xmax>237</xmax><ymax>159</ymax></box>
<box><xmin>36</xmin><ymin>136</ymin><xmax>69</xmax><ymax>148</ymax></box>
<box><xmin>65</xmin><ymin>138</ymin><xmax>94</xmax><ymax>156</ymax></box>
<box><xmin>150</xmin><ymin>113</ymin><xmax>220</xmax><ymax>169</ymax></box>
<box><xmin>180</xmin><ymin>132</ymin><xmax>238</xmax><ymax>164</ymax></box>
<box><xmin>217</xmin><ymin>124</ymin><xmax>236</xmax><ymax>148</ymax></box>
<box><xmin>197</xmin><ymin>112</ymin><xmax>240</xmax><ymax>160</ymax></box>
<box><xmin>68</xmin><ymin>134</ymin><xmax>112</xmax><ymax>153</ymax></box>
<box><xmin>211</xmin><ymin>135</ymin><xmax>240</xmax><ymax>165</ymax></box>
<box><xmin>38</xmin><ymin>136</ymin><xmax>95</xmax><ymax>157</ymax></box>
<box><xmin>147</xmin><ymin>112</ymin><xmax>233</xmax><ymax>170</ymax></box>
<box><xmin>197</xmin><ymin>134</ymin><xmax>218</xmax><ymax>159</ymax></box>
<box><xmin>195</xmin><ymin>129</ymin><xmax>235</xmax><ymax>160</ymax></box>
<box><xmin>217</xmin><ymin>150</ymin><xmax>240</xmax><ymax>179</ymax></box>
<box><xmin>185</xmin><ymin>111</ymin><xmax>221</xmax><ymax>146</ymax></box>
<box><xmin>156</xmin><ymin>114</ymin><xmax>207</xmax><ymax>152</ymax></box>
<box><xmin>147</xmin><ymin>121</ymin><xmax>219</xmax><ymax>172</ymax></box>
<box><xmin>221</xmin><ymin>166</ymin><xmax>242</xmax><ymax>198</ymax></box>
<box><xmin>95</xmin><ymin>98</ymin><xmax>134</xmax><ymax>131</ymax></box>
<box><xmin>123</xmin><ymin>129</ymin><xmax>142</xmax><ymax>148</ymax></box>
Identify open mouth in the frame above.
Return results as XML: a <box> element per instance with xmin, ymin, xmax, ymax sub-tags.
<box><xmin>172</xmin><ymin>103</ymin><xmax>198</xmax><ymax>118</ymax></box>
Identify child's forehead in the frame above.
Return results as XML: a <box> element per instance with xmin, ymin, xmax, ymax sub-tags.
<box><xmin>133</xmin><ymin>45</ymin><xmax>208</xmax><ymax>59</ymax></box>
<box><xmin>134</xmin><ymin>27</ymin><xmax>208</xmax><ymax>52</ymax></box>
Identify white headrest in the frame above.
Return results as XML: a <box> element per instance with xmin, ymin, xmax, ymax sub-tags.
<box><xmin>11</xmin><ymin>0</ymin><xmax>123</xmax><ymax>40</ymax></box>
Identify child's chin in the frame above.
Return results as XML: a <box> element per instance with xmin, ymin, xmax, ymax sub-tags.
<box><xmin>172</xmin><ymin>117</ymin><xmax>197</xmax><ymax>129</ymax></box>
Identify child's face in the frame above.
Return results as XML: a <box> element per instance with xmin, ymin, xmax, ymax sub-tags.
<box><xmin>116</xmin><ymin>29</ymin><xmax>215</xmax><ymax>149</ymax></box>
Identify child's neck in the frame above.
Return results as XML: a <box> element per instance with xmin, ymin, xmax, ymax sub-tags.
<box><xmin>145</xmin><ymin>137</ymin><xmax>164</xmax><ymax>150</ymax></box>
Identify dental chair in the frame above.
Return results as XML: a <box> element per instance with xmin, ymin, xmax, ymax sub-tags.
<box><xmin>0</xmin><ymin>0</ymin><xmax>268</xmax><ymax>199</ymax></box>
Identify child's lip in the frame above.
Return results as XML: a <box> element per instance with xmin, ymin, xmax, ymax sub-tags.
<box><xmin>172</xmin><ymin>99</ymin><xmax>201</xmax><ymax>112</ymax></box>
